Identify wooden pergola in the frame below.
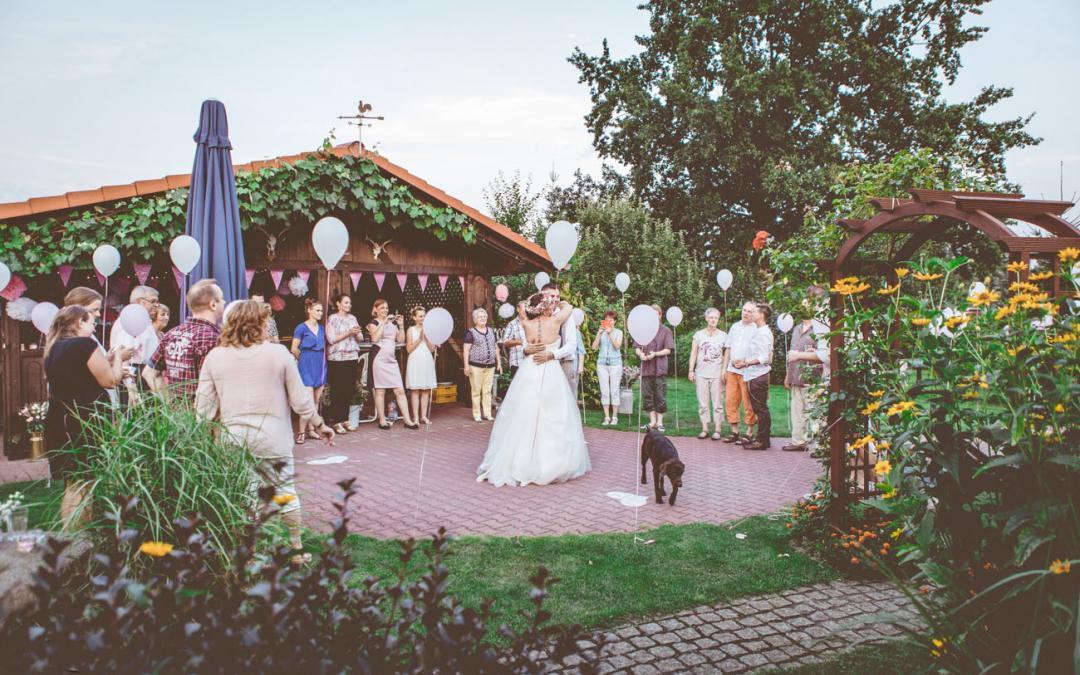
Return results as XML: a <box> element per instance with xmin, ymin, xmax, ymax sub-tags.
<box><xmin>818</xmin><ymin>189</ymin><xmax>1080</xmax><ymax>513</ymax></box>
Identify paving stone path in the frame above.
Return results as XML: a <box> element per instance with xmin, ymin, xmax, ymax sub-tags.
<box><xmin>551</xmin><ymin>580</ymin><xmax>918</xmax><ymax>674</ymax></box>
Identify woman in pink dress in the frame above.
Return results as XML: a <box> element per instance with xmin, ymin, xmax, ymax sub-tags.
<box><xmin>367</xmin><ymin>298</ymin><xmax>418</xmax><ymax>430</ymax></box>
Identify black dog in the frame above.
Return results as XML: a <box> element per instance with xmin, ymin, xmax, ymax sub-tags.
<box><xmin>640</xmin><ymin>429</ymin><xmax>685</xmax><ymax>505</ymax></box>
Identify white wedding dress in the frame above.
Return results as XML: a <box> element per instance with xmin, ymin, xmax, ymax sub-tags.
<box><xmin>476</xmin><ymin>338</ymin><xmax>591</xmax><ymax>487</ymax></box>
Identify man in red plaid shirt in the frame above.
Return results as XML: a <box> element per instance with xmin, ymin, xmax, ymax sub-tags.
<box><xmin>145</xmin><ymin>279</ymin><xmax>225</xmax><ymax>401</ymax></box>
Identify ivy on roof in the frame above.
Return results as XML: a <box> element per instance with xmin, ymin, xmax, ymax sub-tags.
<box><xmin>0</xmin><ymin>148</ymin><xmax>477</xmax><ymax>277</ymax></box>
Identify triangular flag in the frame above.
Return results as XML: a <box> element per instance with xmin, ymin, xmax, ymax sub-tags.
<box><xmin>458</xmin><ymin>275</ymin><xmax>465</xmax><ymax>290</ymax></box>
<box><xmin>95</xmin><ymin>271</ymin><xmax>106</xmax><ymax>287</ymax></box>
<box><xmin>350</xmin><ymin>272</ymin><xmax>362</xmax><ymax>290</ymax></box>
<box><xmin>297</xmin><ymin>270</ymin><xmax>311</xmax><ymax>283</ymax></box>
<box><xmin>418</xmin><ymin>273</ymin><xmax>429</xmax><ymax>290</ymax></box>
<box><xmin>374</xmin><ymin>272</ymin><xmax>386</xmax><ymax>290</ymax></box>
<box><xmin>133</xmin><ymin>263</ymin><xmax>151</xmax><ymax>285</ymax></box>
<box><xmin>396</xmin><ymin>273</ymin><xmax>408</xmax><ymax>290</ymax></box>
<box><xmin>438</xmin><ymin>275</ymin><xmax>449</xmax><ymax>291</ymax></box>
<box><xmin>58</xmin><ymin>264</ymin><xmax>74</xmax><ymax>287</ymax></box>
<box><xmin>245</xmin><ymin>269</ymin><xmax>256</xmax><ymax>288</ymax></box>
<box><xmin>270</xmin><ymin>269</ymin><xmax>284</xmax><ymax>289</ymax></box>
<box><xmin>172</xmin><ymin>265</ymin><xmax>185</xmax><ymax>290</ymax></box>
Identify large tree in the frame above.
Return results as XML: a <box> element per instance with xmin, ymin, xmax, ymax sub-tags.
<box><xmin>570</xmin><ymin>0</ymin><xmax>1038</xmax><ymax>260</ymax></box>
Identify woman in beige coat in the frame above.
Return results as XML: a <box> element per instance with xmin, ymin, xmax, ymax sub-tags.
<box><xmin>196</xmin><ymin>300</ymin><xmax>334</xmax><ymax>563</ymax></box>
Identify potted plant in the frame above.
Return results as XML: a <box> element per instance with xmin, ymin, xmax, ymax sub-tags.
<box><xmin>618</xmin><ymin>366</ymin><xmax>639</xmax><ymax>415</ymax></box>
<box><xmin>350</xmin><ymin>387</ymin><xmax>370</xmax><ymax>427</ymax></box>
<box><xmin>18</xmin><ymin>402</ymin><xmax>48</xmax><ymax>460</ymax></box>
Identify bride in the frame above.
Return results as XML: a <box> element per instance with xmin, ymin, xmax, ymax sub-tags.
<box><xmin>476</xmin><ymin>293</ymin><xmax>590</xmax><ymax>487</ymax></box>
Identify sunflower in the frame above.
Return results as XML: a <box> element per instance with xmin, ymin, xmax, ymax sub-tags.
<box><xmin>1049</xmin><ymin>559</ymin><xmax>1071</xmax><ymax>575</ymax></box>
<box><xmin>861</xmin><ymin>401</ymin><xmax>882</xmax><ymax>415</ymax></box>
<box><xmin>886</xmin><ymin>401</ymin><xmax>918</xmax><ymax>416</ymax></box>
<box><xmin>851</xmin><ymin>434</ymin><xmax>874</xmax><ymax>451</ymax></box>
<box><xmin>877</xmin><ymin>284</ymin><xmax>900</xmax><ymax>296</ymax></box>
<box><xmin>874</xmin><ymin>459</ymin><xmax>891</xmax><ymax>476</ymax></box>
<box><xmin>869</xmin><ymin>390</ymin><xmax>885</xmax><ymax>398</ymax></box>
<box><xmin>911</xmin><ymin>317</ymin><xmax>931</xmax><ymax>327</ymax></box>
<box><xmin>1029</xmin><ymin>271</ymin><xmax>1053</xmax><ymax>281</ymax></box>
<box><xmin>913</xmin><ymin>272</ymin><xmax>943</xmax><ymax>281</ymax></box>
<box><xmin>140</xmin><ymin>541</ymin><xmax>174</xmax><ymax>557</ymax></box>
<box><xmin>894</xmin><ymin>267</ymin><xmax>910</xmax><ymax>278</ymax></box>
<box><xmin>1058</xmin><ymin>247</ymin><xmax>1079</xmax><ymax>263</ymax></box>
<box><xmin>968</xmin><ymin>290</ymin><xmax>1000</xmax><ymax>307</ymax></box>
<box><xmin>1006</xmin><ymin>261</ymin><xmax>1029</xmax><ymax>274</ymax></box>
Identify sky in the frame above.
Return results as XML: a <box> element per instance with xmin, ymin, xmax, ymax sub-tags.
<box><xmin>1</xmin><ymin>0</ymin><xmax>1077</xmax><ymax>220</ymax></box>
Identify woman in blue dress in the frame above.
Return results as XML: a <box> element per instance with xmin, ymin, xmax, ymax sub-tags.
<box><xmin>291</xmin><ymin>298</ymin><xmax>327</xmax><ymax>444</ymax></box>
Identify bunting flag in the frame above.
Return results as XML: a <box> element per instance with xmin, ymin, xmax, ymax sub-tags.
<box><xmin>95</xmin><ymin>271</ymin><xmax>106</xmax><ymax>288</ymax></box>
<box><xmin>270</xmin><ymin>269</ymin><xmax>284</xmax><ymax>289</ymax></box>
<box><xmin>0</xmin><ymin>274</ymin><xmax>26</xmax><ymax>301</ymax></box>
<box><xmin>244</xmin><ymin>269</ymin><xmax>256</xmax><ymax>288</ymax></box>
<box><xmin>350</xmin><ymin>272</ymin><xmax>362</xmax><ymax>290</ymax></box>
<box><xmin>438</xmin><ymin>274</ymin><xmax>449</xmax><ymax>291</ymax></box>
<box><xmin>395</xmin><ymin>272</ymin><xmax>408</xmax><ymax>290</ymax></box>
<box><xmin>297</xmin><ymin>270</ymin><xmax>311</xmax><ymax>283</ymax></box>
<box><xmin>133</xmin><ymin>263</ymin><xmax>151</xmax><ymax>285</ymax></box>
<box><xmin>58</xmin><ymin>264</ymin><xmax>74</xmax><ymax>288</ymax></box>
<box><xmin>116</xmin><ymin>277</ymin><xmax>132</xmax><ymax>294</ymax></box>
<box><xmin>418</xmin><ymin>273</ymin><xmax>429</xmax><ymax>290</ymax></box>
<box><xmin>458</xmin><ymin>275</ymin><xmax>465</xmax><ymax>290</ymax></box>
<box><xmin>373</xmin><ymin>272</ymin><xmax>386</xmax><ymax>290</ymax></box>
<box><xmin>172</xmin><ymin>265</ymin><xmax>185</xmax><ymax>290</ymax></box>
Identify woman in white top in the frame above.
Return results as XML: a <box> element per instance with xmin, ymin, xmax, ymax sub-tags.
<box><xmin>405</xmin><ymin>306</ymin><xmax>438</xmax><ymax>425</ymax></box>
<box><xmin>688</xmin><ymin>307</ymin><xmax>728</xmax><ymax>440</ymax></box>
<box><xmin>196</xmin><ymin>300</ymin><xmax>335</xmax><ymax>564</ymax></box>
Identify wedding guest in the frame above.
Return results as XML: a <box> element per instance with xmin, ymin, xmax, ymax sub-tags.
<box><xmin>368</xmin><ymin>298</ymin><xmax>419</xmax><ymax>429</ymax></box>
<box><xmin>688</xmin><ymin>307</ymin><xmax>727</xmax><ymax>440</ymax></box>
<box><xmin>145</xmin><ymin>279</ymin><xmax>224</xmax><ymax>401</ymax></box>
<box><xmin>734</xmin><ymin>303</ymin><xmax>775</xmax><ymax>450</ymax></box>
<box><xmin>43</xmin><ymin>305</ymin><xmax>124</xmax><ymax>530</ymax></box>
<box><xmin>196</xmin><ymin>300</ymin><xmax>335</xmax><ymax>565</ymax></box>
<box><xmin>150</xmin><ymin>303</ymin><xmax>170</xmax><ymax>337</ymax></box>
<box><xmin>110</xmin><ymin>285</ymin><xmax>160</xmax><ymax>402</ymax></box>
<box><xmin>463</xmin><ymin>307</ymin><xmax>502</xmax><ymax>422</ymax></box>
<box><xmin>250</xmin><ymin>293</ymin><xmax>279</xmax><ymax>341</ymax></box>
<box><xmin>574</xmin><ymin>319</ymin><xmax>586</xmax><ymax>394</ymax></box>
<box><xmin>592</xmin><ymin>310</ymin><xmax>623</xmax><ymax>425</ymax></box>
<box><xmin>501</xmin><ymin>301</ymin><xmax>527</xmax><ymax>379</ymax></box>
<box><xmin>325</xmin><ymin>293</ymin><xmax>362</xmax><ymax>435</ymax></box>
<box><xmin>291</xmin><ymin>298</ymin><xmax>327</xmax><ymax>444</ymax></box>
<box><xmin>720</xmin><ymin>302</ymin><xmax>759</xmax><ymax>444</ymax></box>
<box><xmin>405</xmin><ymin>306</ymin><xmax>437</xmax><ymax>425</ymax></box>
<box><xmin>63</xmin><ymin>287</ymin><xmax>103</xmax><ymax>324</ymax></box>
<box><xmin>538</xmin><ymin>283</ymin><xmax>579</xmax><ymax>396</ymax></box>
<box><xmin>783</xmin><ymin>310</ymin><xmax>825</xmax><ymax>451</ymax></box>
<box><xmin>634</xmin><ymin>304</ymin><xmax>675</xmax><ymax>432</ymax></box>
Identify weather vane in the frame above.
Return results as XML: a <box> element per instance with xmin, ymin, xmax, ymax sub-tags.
<box><xmin>338</xmin><ymin>99</ymin><xmax>384</xmax><ymax>147</ymax></box>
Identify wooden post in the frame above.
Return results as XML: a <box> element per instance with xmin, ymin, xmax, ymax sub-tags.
<box><xmin>828</xmin><ymin>267</ymin><xmax>847</xmax><ymax>525</ymax></box>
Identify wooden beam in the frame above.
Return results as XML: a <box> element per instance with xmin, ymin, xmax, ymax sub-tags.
<box><xmin>869</xmin><ymin>197</ymin><xmax>913</xmax><ymax>212</ymax></box>
<box><xmin>954</xmin><ymin>196</ymin><xmax>1074</xmax><ymax>218</ymax></box>
<box><xmin>909</xmin><ymin>188</ymin><xmax>1022</xmax><ymax>203</ymax></box>
<box><xmin>1003</xmin><ymin>237</ymin><xmax>1080</xmax><ymax>253</ymax></box>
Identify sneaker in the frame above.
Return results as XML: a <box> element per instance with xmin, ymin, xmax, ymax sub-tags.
<box><xmin>641</xmin><ymin>423</ymin><xmax>653</xmax><ymax>430</ymax></box>
<box><xmin>474</xmin><ymin>416</ymin><xmax>483</xmax><ymax>422</ymax></box>
<box><xmin>738</xmin><ymin>435</ymin><xmax>754</xmax><ymax>445</ymax></box>
<box><xmin>601</xmin><ymin>418</ymin><xmax>610</xmax><ymax>426</ymax></box>
<box><xmin>743</xmin><ymin>440</ymin><xmax>770</xmax><ymax>450</ymax></box>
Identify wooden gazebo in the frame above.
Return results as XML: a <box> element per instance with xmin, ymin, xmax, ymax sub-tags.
<box><xmin>819</xmin><ymin>189</ymin><xmax>1080</xmax><ymax>512</ymax></box>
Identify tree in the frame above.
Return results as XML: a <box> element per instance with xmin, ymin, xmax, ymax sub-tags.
<box><xmin>569</xmin><ymin>0</ymin><xmax>1038</xmax><ymax>260</ymax></box>
<box><xmin>543</xmin><ymin>167</ymin><xmax>629</xmax><ymax>223</ymax></box>
<box><xmin>482</xmin><ymin>170</ymin><xmax>543</xmax><ymax>239</ymax></box>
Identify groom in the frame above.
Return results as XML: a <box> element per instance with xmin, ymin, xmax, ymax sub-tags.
<box><xmin>523</xmin><ymin>283</ymin><xmax>580</xmax><ymax>397</ymax></box>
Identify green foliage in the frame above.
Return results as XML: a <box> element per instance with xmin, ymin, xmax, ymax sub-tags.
<box><xmin>482</xmin><ymin>169</ymin><xmax>544</xmax><ymax>239</ymax></box>
<box><xmin>0</xmin><ymin>146</ymin><xmax>477</xmax><ymax>277</ymax></box>
<box><xmin>570</xmin><ymin>1</ymin><xmax>1036</xmax><ymax>256</ymax></box>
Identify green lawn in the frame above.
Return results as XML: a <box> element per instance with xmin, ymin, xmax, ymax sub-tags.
<box><xmin>582</xmin><ymin>379</ymin><xmax>792</xmax><ymax>438</ymax></box>
<box><xmin>0</xmin><ymin>479</ymin><xmax>63</xmax><ymax>530</ymax></box>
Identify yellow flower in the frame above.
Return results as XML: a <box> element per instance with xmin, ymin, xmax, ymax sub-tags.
<box><xmin>911</xmin><ymin>317</ymin><xmax>931</xmax><ymax>327</ymax></box>
<box><xmin>1058</xmin><ymin>247</ymin><xmax>1079</xmax><ymax>263</ymax></box>
<box><xmin>1055</xmin><ymin>404</ymin><xmax>1065</xmax><ymax>413</ymax></box>
<box><xmin>1049</xmin><ymin>559</ymin><xmax>1071</xmax><ymax>575</ymax></box>
<box><xmin>861</xmin><ymin>401</ymin><xmax>882</xmax><ymax>415</ymax></box>
<box><xmin>870</xmin><ymin>390</ymin><xmax>885</xmax><ymax>398</ymax></box>
<box><xmin>894</xmin><ymin>267</ymin><xmax>910</xmax><ymax>278</ymax></box>
<box><xmin>1009</xmin><ymin>281</ymin><xmax>1041</xmax><ymax>295</ymax></box>
<box><xmin>945</xmin><ymin>315</ymin><xmax>969</xmax><ymax>330</ymax></box>
<box><xmin>874</xmin><ymin>460</ymin><xmax>891</xmax><ymax>476</ymax></box>
<box><xmin>140</xmin><ymin>541</ymin><xmax>174</xmax><ymax>557</ymax></box>
<box><xmin>1029</xmin><ymin>271</ymin><xmax>1053</xmax><ymax>281</ymax></box>
<box><xmin>877</xmin><ymin>284</ymin><xmax>900</xmax><ymax>296</ymax></box>
<box><xmin>831</xmin><ymin>277</ymin><xmax>871</xmax><ymax>296</ymax></box>
<box><xmin>877</xmin><ymin>441</ymin><xmax>891</xmax><ymax>450</ymax></box>
<box><xmin>932</xmin><ymin>638</ymin><xmax>947</xmax><ymax>649</ymax></box>
<box><xmin>886</xmin><ymin>401</ymin><xmax>918</xmax><ymax>416</ymax></box>
<box><xmin>851</xmin><ymin>434</ymin><xmax>874</xmax><ymax>451</ymax></box>
<box><xmin>1006</xmin><ymin>261</ymin><xmax>1029</xmax><ymax>274</ymax></box>
<box><xmin>1007</xmin><ymin>346</ymin><xmax>1029</xmax><ymax>357</ymax></box>
<box><xmin>995</xmin><ymin>305</ymin><xmax>1017</xmax><ymax>320</ymax></box>
<box><xmin>913</xmin><ymin>272</ymin><xmax>943</xmax><ymax>281</ymax></box>
<box><xmin>273</xmin><ymin>494</ymin><xmax>296</xmax><ymax>506</ymax></box>
<box><xmin>968</xmin><ymin>290</ymin><xmax>1000</xmax><ymax>307</ymax></box>
<box><xmin>891</xmin><ymin>528</ymin><xmax>903</xmax><ymax>540</ymax></box>
<box><xmin>961</xmin><ymin>390</ymin><xmax>979</xmax><ymax>400</ymax></box>
<box><xmin>882</xmin><ymin>488</ymin><xmax>898</xmax><ymax>500</ymax></box>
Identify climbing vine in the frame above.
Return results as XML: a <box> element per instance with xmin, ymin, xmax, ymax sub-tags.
<box><xmin>0</xmin><ymin>147</ymin><xmax>477</xmax><ymax>277</ymax></box>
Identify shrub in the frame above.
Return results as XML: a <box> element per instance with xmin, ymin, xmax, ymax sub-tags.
<box><xmin>0</xmin><ymin>480</ymin><xmax>604</xmax><ymax>672</ymax></box>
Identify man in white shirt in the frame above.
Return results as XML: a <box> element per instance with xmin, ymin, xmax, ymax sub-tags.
<box><xmin>720</xmin><ymin>302</ymin><xmax>759</xmax><ymax>444</ymax></box>
<box><xmin>734</xmin><ymin>303</ymin><xmax>775</xmax><ymax>450</ymax></box>
<box><xmin>110</xmin><ymin>285</ymin><xmax>160</xmax><ymax>402</ymax></box>
<box><xmin>536</xmin><ymin>283</ymin><xmax>580</xmax><ymax>397</ymax></box>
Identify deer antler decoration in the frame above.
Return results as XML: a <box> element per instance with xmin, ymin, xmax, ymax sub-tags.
<box><xmin>366</xmin><ymin>238</ymin><xmax>393</xmax><ymax>261</ymax></box>
<box><xmin>255</xmin><ymin>226</ymin><xmax>287</xmax><ymax>262</ymax></box>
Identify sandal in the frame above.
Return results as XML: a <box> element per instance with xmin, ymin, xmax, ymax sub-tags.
<box><xmin>420</xmin><ymin>418</ymin><xmax>431</xmax><ymax>425</ymax></box>
<box><xmin>333</xmin><ymin>423</ymin><xmax>348</xmax><ymax>435</ymax></box>
<box><xmin>307</xmin><ymin>429</ymin><xmax>322</xmax><ymax>440</ymax></box>
<box><xmin>697</xmin><ymin>431</ymin><xmax>708</xmax><ymax>439</ymax></box>
<box><xmin>378</xmin><ymin>421</ymin><xmax>392</xmax><ymax>430</ymax></box>
<box><xmin>404</xmin><ymin>421</ymin><xmax>420</xmax><ymax>430</ymax></box>
<box><xmin>295</xmin><ymin>432</ymin><xmax>306</xmax><ymax>444</ymax></box>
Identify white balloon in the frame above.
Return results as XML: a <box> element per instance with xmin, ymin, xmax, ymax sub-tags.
<box><xmin>311</xmin><ymin>216</ymin><xmax>349</xmax><ymax>270</ymax></box>
<box><xmin>119</xmin><ymin>304</ymin><xmax>151</xmax><ymax>337</ymax></box>
<box><xmin>30</xmin><ymin>302</ymin><xmax>58</xmax><ymax>335</ymax></box>
<box><xmin>545</xmin><ymin>220</ymin><xmax>579</xmax><ymax>270</ymax></box>
<box><xmin>498</xmin><ymin>302</ymin><xmax>515</xmax><ymax>319</ymax></box>
<box><xmin>169</xmin><ymin>235</ymin><xmax>202</xmax><ymax>274</ymax></box>
<box><xmin>0</xmin><ymin>261</ymin><xmax>10</xmax><ymax>293</ymax></box>
<box><xmin>627</xmin><ymin>304</ymin><xmax>660</xmax><ymax>345</ymax></box>
<box><xmin>969</xmin><ymin>281</ymin><xmax>987</xmax><ymax>297</ymax></box>
<box><xmin>93</xmin><ymin>245</ymin><xmax>121</xmax><ymax>277</ymax></box>
<box><xmin>223</xmin><ymin>300</ymin><xmax>244</xmax><ymax>322</ymax></box>
<box><xmin>716</xmin><ymin>269</ymin><xmax>733</xmax><ymax>291</ymax></box>
<box><xmin>614</xmin><ymin>272</ymin><xmax>630</xmax><ymax>294</ymax></box>
<box><xmin>665</xmin><ymin>306</ymin><xmax>683</xmax><ymax>327</ymax></box>
<box><xmin>423</xmin><ymin>307</ymin><xmax>454</xmax><ymax>346</ymax></box>
<box><xmin>534</xmin><ymin>271</ymin><xmax>551</xmax><ymax>291</ymax></box>
<box><xmin>571</xmin><ymin>307</ymin><xmax>585</xmax><ymax>326</ymax></box>
<box><xmin>777</xmin><ymin>313</ymin><xmax>794</xmax><ymax>334</ymax></box>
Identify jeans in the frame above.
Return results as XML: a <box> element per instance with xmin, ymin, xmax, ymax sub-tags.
<box><xmin>747</xmin><ymin>373</ymin><xmax>772</xmax><ymax>445</ymax></box>
<box><xmin>596</xmin><ymin>364</ymin><xmax>623</xmax><ymax>405</ymax></box>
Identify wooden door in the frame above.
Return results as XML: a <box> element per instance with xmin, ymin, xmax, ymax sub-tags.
<box><xmin>1</xmin><ymin>314</ymin><xmax>46</xmax><ymax>459</ymax></box>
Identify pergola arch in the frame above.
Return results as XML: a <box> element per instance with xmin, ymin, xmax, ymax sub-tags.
<box><xmin>818</xmin><ymin>189</ymin><xmax>1080</xmax><ymax>515</ymax></box>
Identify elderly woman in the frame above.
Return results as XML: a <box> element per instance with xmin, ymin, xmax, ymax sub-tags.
<box><xmin>591</xmin><ymin>310</ymin><xmax>624</xmax><ymax>425</ymax></box>
<box><xmin>367</xmin><ymin>298</ymin><xmax>419</xmax><ymax>429</ymax></box>
<box><xmin>196</xmin><ymin>300</ymin><xmax>335</xmax><ymax>565</ymax></box>
<box><xmin>688</xmin><ymin>307</ymin><xmax>728</xmax><ymax>440</ymax></box>
<box><xmin>463</xmin><ymin>307</ymin><xmax>502</xmax><ymax>422</ymax></box>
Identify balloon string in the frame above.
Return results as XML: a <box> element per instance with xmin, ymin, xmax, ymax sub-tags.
<box><xmin>672</xmin><ymin>326</ymin><xmax>678</xmax><ymax>431</ymax></box>
<box><xmin>633</xmin><ymin>369</ymin><xmax>642</xmax><ymax>541</ymax></box>
<box><xmin>102</xmin><ymin>276</ymin><xmax>108</xmax><ymax>344</ymax></box>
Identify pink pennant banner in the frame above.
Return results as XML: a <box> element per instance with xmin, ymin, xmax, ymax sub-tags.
<box><xmin>245</xmin><ymin>269</ymin><xmax>256</xmax><ymax>288</ymax></box>
<box><xmin>58</xmin><ymin>264</ymin><xmax>74</xmax><ymax>288</ymax></box>
<box><xmin>418</xmin><ymin>273</ymin><xmax>429</xmax><ymax>290</ymax></box>
<box><xmin>458</xmin><ymin>275</ymin><xmax>465</xmax><ymax>290</ymax></box>
<box><xmin>395</xmin><ymin>273</ymin><xmax>408</xmax><ymax>290</ymax></box>
<box><xmin>438</xmin><ymin>274</ymin><xmax>449</xmax><ymax>291</ymax></box>
<box><xmin>373</xmin><ymin>272</ymin><xmax>386</xmax><ymax>291</ymax></box>
<box><xmin>95</xmin><ymin>271</ymin><xmax>106</xmax><ymax>288</ymax></box>
<box><xmin>350</xmin><ymin>272</ymin><xmax>362</xmax><ymax>290</ymax></box>
<box><xmin>297</xmin><ymin>270</ymin><xmax>311</xmax><ymax>283</ymax></box>
<box><xmin>270</xmin><ymin>269</ymin><xmax>284</xmax><ymax>289</ymax></box>
<box><xmin>172</xmin><ymin>265</ymin><xmax>185</xmax><ymax>290</ymax></box>
<box><xmin>133</xmin><ymin>263</ymin><xmax>151</xmax><ymax>285</ymax></box>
